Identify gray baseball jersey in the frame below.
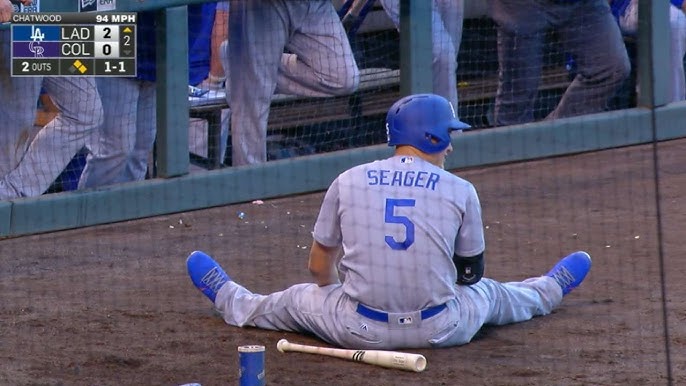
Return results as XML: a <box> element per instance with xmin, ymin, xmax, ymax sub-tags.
<box><xmin>313</xmin><ymin>155</ymin><xmax>484</xmax><ymax>312</ymax></box>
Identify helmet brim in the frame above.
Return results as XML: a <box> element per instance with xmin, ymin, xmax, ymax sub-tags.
<box><xmin>446</xmin><ymin>118</ymin><xmax>471</xmax><ymax>132</ymax></box>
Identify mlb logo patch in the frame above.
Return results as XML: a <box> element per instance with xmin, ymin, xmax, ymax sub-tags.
<box><xmin>398</xmin><ymin>316</ymin><xmax>413</xmax><ymax>325</ymax></box>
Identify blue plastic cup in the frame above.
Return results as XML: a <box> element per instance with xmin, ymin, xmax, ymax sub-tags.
<box><xmin>238</xmin><ymin>345</ymin><xmax>265</xmax><ymax>386</ymax></box>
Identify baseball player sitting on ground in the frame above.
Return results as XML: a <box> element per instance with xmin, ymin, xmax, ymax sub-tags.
<box><xmin>186</xmin><ymin>93</ymin><xmax>592</xmax><ymax>350</ymax></box>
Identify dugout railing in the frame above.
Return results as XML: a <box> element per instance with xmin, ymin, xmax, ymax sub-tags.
<box><xmin>0</xmin><ymin>1</ymin><xmax>684</xmax><ymax>238</ymax></box>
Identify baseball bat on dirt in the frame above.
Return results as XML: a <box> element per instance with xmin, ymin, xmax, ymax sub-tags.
<box><xmin>276</xmin><ymin>339</ymin><xmax>427</xmax><ymax>372</ymax></box>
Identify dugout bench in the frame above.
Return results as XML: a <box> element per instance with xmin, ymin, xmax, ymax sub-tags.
<box><xmin>188</xmin><ymin>67</ymin><xmax>402</xmax><ymax>169</ymax></box>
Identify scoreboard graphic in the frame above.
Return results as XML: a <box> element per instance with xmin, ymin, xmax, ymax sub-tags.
<box><xmin>10</xmin><ymin>13</ymin><xmax>136</xmax><ymax>77</ymax></box>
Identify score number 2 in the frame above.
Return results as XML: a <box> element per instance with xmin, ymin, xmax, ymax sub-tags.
<box><xmin>384</xmin><ymin>198</ymin><xmax>415</xmax><ymax>250</ymax></box>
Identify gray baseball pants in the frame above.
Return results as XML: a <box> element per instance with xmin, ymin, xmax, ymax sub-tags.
<box><xmin>379</xmin><ymin>0</ymin><xmax>465</xmax><ymax>110</ymax></box>
<box><xmin>0</xmin><ymin>30</ymin><xmax>103</xmax><ymax>199</ymax></box>
<box><xmin>489</xmin><ymin>0</ymin><xmax>631</xmax><ymax>126</ymax></box>
<box><xmin>227</xmin><ymin>0</ymin><xmax>359</xmax><ymax>165</ymax></box>
<box><xmin>78</xmin><ymin>78</ymin><xmax>156</xmax><ymax>189</ymax></box>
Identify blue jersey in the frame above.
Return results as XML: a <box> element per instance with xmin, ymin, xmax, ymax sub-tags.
<box><xmin>136</xmin><ymin>3</ymin><xmax>217</xmax><ymax>83</ymax></box>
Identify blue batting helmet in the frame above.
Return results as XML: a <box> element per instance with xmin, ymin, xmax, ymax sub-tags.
<box><xmin>386</xmin><ymin>94</ymin><xmax>470</xmax><ymax>154</ymax></box>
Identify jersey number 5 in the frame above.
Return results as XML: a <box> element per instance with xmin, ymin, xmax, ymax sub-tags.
<box><xmin>384</xmin><ymin>198</ymin><xmax>415</xmax><ymax>250</ymax></box>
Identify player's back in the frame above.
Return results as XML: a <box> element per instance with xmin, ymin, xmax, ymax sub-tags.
<box><xmin>335</xmin><ymin>155</ymin><xmax>483</xmax><ymax>312</ymax></box>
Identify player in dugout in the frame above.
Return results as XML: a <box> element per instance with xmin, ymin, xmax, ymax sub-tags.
<box><xmin>0</xmin><ymin>0</ymin><xmax>104</xmax><ymax>199</ymax></box>
<box><xmin>77</xmin><ymin>3</ymin><xmax>217</xmax><ymax>188</ymax></box>
<box><xmin>185</xmin><ymin>93</ymin><xmax>592</xmax><ymax>350</ymax></box>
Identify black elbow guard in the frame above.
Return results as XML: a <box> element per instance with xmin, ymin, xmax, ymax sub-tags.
<box><xmin>453</xmin><ymin>252</ymin><xmax>484</xmax><ymax>285</ymax></box>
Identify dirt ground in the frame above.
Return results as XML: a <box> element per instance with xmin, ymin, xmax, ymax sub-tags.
<box><xmin>1</xmin><ymin>139</ymin><xmax>685</xmax><ymax>386</ymax></box>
